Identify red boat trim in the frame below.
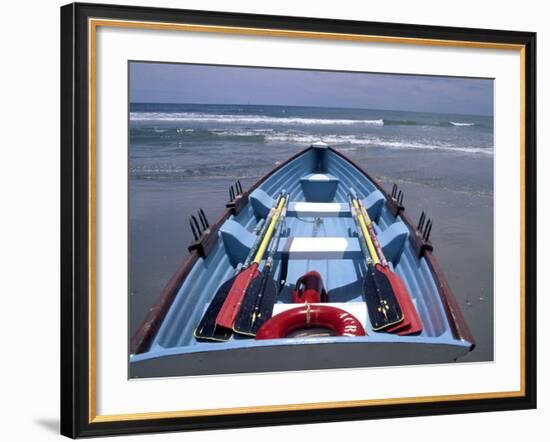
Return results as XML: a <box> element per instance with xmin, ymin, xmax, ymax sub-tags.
<box><xmin>328</xmin><ymin>146</ymin><xmax>475</xmax><ymax>350</ymax></box>
<box><xmin>423</xmin><ymin>249</ymin><xmax>476</xmax><ymax>350</ymax></box>
<box><xmin>130</xmin><ymin>147</ymin><xmax>313</xmax><ymax>354</ymax></box>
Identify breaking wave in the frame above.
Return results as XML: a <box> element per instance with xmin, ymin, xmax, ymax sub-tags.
<box><xmin>130</xmin><ymin>112</ymin><xmax>384</xmax><ymax>126</ymax></box>
<box><xmin>264</xmin><ymin>133</ymin><xmax>492</xmax><ymax>155</ymax></box>
<box><xmin>131</xmin><ymin>125</ymin><xmax>492</xmax><ymax>155</ymax></box>
<box><xmin>131</xmin><ymin>112</ymin><xmax>484</xmax><ymax>129</ymax></box>
<box><xmin>449</xmin><ymin>121</ymin><xmax>476</xmax><ymax>127</ymax></box>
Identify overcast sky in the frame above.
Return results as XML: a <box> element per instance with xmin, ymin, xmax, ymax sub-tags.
<box><xmin>130</xmin><ymin>62</ymin><xmax>493</xmax><ymax>116</ymax></box>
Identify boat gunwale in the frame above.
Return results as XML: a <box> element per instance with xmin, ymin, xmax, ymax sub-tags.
<box><xmin>131</xmin><ymin>145</ymin><xmax>475</xmax><ymax>355</ymax></box>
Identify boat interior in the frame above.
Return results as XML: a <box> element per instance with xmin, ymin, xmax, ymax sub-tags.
<box><xmin>131</xmin><ymin>144</ymin><xmax>471</xmax><ymax>363</ymax></box>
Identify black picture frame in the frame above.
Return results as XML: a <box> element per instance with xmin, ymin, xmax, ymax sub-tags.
<box><xmin>61</xmin><ymin>2</ymin><xmax>537</xmax><ymax>438</ymax></box>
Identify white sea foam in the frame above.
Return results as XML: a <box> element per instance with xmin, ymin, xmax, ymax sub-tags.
<box><xmin>159</xmin><ymin>127</ymin><xmax>492</xmax><ymax>155</ymax></box>
<box><xmin>130</xmin><ymin>112</ymin><xmax>384</xmax><ymax>126</ymax></box>
<box><xmin>450</xmin><ymin>121</ymin><xmax>476</xmax><ymax>127</ymax></box>
<box><xmin>261</xmin><ymin>132</ymin><xmax>492</xmax><ymax>155</ymax></box>
<box><xmin>211</xmin><ymin>129</ymin><xmax>267</xmax><ymax>137</ymax></box>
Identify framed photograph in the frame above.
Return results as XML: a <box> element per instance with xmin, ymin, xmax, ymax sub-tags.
<box><xmin>60</xmin><ymin>2</ymin><xmax>536</xmax><ymax>438</ymax></box>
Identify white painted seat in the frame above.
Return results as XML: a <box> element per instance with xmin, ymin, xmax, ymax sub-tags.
<box><xmin>287</xmin><ymin>202</ymin><xmax>350</xmax><ymax>217</ymax></box>
<box><xmin>277</xmin><ymin>237</ymin><xmax>362</xmax><ymax>259</ymax></box>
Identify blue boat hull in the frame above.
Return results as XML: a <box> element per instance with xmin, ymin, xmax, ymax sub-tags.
<box><xmin>130</xmin><ymin>144</ymin><xmax>475</xmax><ymax>377</ymax></box>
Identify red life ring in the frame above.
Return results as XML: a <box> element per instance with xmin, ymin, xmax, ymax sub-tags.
<box><xmin>255</xmin><ymin>304</ymin><xmax>366</xmax><ymax>339</ymax></box>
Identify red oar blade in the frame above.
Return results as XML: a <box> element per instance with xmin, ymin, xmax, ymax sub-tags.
<box><xmin>377</xmin><ymin>264</ymin><xmax>423</xmax><ymax>335</ymax></box>
<box><xmin>215</xmin><ymin>264</ymin><xmax>260</xmax><ymax>329</ymax></box>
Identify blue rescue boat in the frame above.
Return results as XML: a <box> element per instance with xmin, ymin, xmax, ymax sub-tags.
<box><xmin>130</xmin><ymin>142</ymin><xmax>475</xmax><ymax>377</ymax></box>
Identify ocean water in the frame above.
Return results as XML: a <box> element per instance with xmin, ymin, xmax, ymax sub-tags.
<box><xmin>129</xmin><ymin>103</ymin><xmax>494</xmax><ymax>363</ymax></box>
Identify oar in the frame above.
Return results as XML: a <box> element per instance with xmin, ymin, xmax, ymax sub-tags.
<box><xmin>233</xmin><ymin>196</ymin><xmax>289</xmax><ymax>336</ymax></box>
<box><xmin>194</xmin><ymin>193</ymin><xmax>284</xmax><ymax>341</ymax></box>
<box><xmin>349</xmin><ymin>193</ymin><xmax>404</xmax><ymax>331</ymax></box>
<box><xmin>215</xmin><ymin>194</ymin><xmax>288</xmax><ymax>330</ymax></box>
<box><xmin>355</xmin><ymin>195</ymin><xmax>423</xmax><ymax>335</ymax></box>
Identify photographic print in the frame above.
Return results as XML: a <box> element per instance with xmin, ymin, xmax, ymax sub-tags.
<box><xmin>128</xmin><ymin>62</ymin><xmax>492</xmax><ymax>378</ymax></box>
<box><xmin>61</xmin><ymin>3</ymin><xmax>535</xmax><ymax>436</ymax></box>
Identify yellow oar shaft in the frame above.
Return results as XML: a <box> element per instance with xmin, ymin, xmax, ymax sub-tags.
<box><xmin>358</xmin><ymin>201</ymin><xmax>388</xmax><ymax>267</ymax></box>
<box><xmin>253</xmin><ymin>197</ymin><xmax>286</xmax><ymax>264</ymax></box>
<box><xmin>352</xmin><ymin>199</ymin><xmax>380</xmax><ymax>265</ymax></box>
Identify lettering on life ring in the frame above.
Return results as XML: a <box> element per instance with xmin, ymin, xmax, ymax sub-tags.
<box><xmin>255</xmin><ymin>304</ymin><xmax>366</xmax><ymax>339</ymax></box>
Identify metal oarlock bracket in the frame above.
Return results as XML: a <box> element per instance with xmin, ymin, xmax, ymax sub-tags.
<box><xmin>412</xmin><ymin>210</ymin><xmax>434</xmax><ymax>258</ymax></box>
<box><xmin>198</xmin><ymin>208</ymin><xmax>209</xmax><ymax>230</ymax></box>
<box><xmin>188</xmin><ymin>209</ymin><xmax>218</xmax><ymax>258</ymax></box>
<box><xmin>226</xmin><ymin>179</ymin><xmax>249</xmax><ymax>215</ymax></box>
<box><xmin>387</xmin><ymin>183</ymin><xmax>405</xmax><ymax>217</ymax></box>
